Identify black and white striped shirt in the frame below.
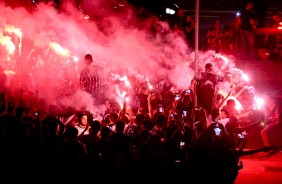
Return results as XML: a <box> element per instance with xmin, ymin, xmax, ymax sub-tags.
<box><xmin>80</xmin><ymin>64</ymin><xmax>101</xmax><ymax>93</ymax></box>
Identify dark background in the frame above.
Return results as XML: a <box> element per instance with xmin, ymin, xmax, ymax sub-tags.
<box><xmin>126</xmin><ymin>0</ymin><xmax>282</xmax><ymax>49</ymax></box>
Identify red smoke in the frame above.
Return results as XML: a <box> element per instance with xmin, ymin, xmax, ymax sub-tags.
<box><xmin>0</xmin><ymin>0</ymin><xmax>255</xmax><ymax>116</ymax></box>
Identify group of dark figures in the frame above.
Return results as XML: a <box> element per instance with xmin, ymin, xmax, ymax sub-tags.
<box><xmin>0</xmin><ymin>64</ymin><xmax>279</xmax><ymax>184</ymax></box>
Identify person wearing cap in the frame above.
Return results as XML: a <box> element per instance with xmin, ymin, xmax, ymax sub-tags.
<box><xmin>79</xmin><ymin>54</ymin><xmax>103</xmax><ymax>103</ymax></box>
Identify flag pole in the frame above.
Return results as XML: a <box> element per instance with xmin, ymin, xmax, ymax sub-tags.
<box><xmin>194</xmin><ymin>0</ymin><xmax>199</xmax><ymax>108</ymax></box>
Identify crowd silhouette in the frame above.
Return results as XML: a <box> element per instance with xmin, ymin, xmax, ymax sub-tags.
<box><xmin>0</xmin><ymin>67</ymin><xmax>275</xmax><ymax>183</ymax></box>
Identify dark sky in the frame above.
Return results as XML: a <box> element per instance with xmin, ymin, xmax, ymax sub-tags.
<box><xmin>3</xmin><ymin>0</ymin><xmax>281</xmax><ymax>13</ymax></box>
<box><xmin>127</xmin><ymin>0</ymin><xmax>282</xmax><ymax>12</ymax></box>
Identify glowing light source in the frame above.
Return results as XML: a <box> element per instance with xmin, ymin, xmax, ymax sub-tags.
<box><xmin>242</xmin><ymin>73</ymin><xmax>250</xmax><ymax>82</ymax></box>
<box><xmin>5</xmin><ymin>26</ymin><xmax>22</xmax><ymax>38</ymax></box>
<box><xmin>72</xmin><ymin>56</ymin><xmax>79</xmax><ymax>62</ymax></box>
<box><xmin>84</xmin><ymin>15</ymin><xmax>90</xmax><ymax>20</ymax></box>
<box><xmin>254</xmin><ymin>96</ymin><xmax>264</xmax><ymax>110</ymax></box>
<box><xmin>1</xmin><ymin>25</ymin><xmax>23</xmax><ymax>55</ymax></box>
<box><xmin>125</xmin><ymin>96</ymin><xmax>130</xmax><ymax>103</ymax></box>
<box><xmin>227</xmin><ymin>96</ymin><xmax>243</xmax><ymax>112</ymax></box>
<box><xmin>0</xmin><ymin>35</ymin><xmax>16</xmax><ymax>54</ymax></box>
<box><xmin>234</xmin><ymin>99</ymin><xmax>243</xmax><ymax>111</ymax></box>
<box><xmin>220</xmin><ymin>55</ymin><xmax>229</xmax><ymax>64</ymax></box>
<box><xmin>119</xmin><ymin>75</ymin><xmax>131</xmax><ymax>88</ymax></box>
<box><xmin>49</xmin><ymin>42</ymin><xmax>70</xmax><ymax>57</ymax></box>
<box><xmin>166</xmin><ymin>8</ymin><xmax>175</xmax><ymax>15</ymax></box>
<box><xmin>117</xmin><ymin>91</ymin><xmax>127</xmax><ymax>108</ymax></box>
<box><xmin>146</xmin><ymin>76</ymin><xmax>153</xmax><ymax>90</ymax></box>
<box><xmin>4</xmin><ymin>70</ymin><xmax>16</xmax><ymax>76</ymax></box>
<box><xmin>278</xmin><ymin>22</ymin><xmax>282</xmax><ymax>30</ymax></box>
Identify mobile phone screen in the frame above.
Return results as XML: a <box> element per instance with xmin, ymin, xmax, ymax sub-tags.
<box><xmin>214</xmin><ymin>127</ymin><xmax>221</xmax><ymax>136</ymax></box>
<box><xmin>180</xmin><ymin>141</ymin><xmax>185</xmax><ymax>149</ymax></box>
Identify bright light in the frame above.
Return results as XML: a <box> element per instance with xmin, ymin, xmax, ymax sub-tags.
<box><xmin>49</xmin><ymin>42</ymin><xmax>70</xmax><ymax>57</ymax></box>
<box><xmin>219</xmin><ymin>54</ymin><xmax>229</xmax><ymax>64</ymax></box>
<box><xmin>278</xmin><ymin>22</ymin><xmax>282</xmax><ymax>29</ymax></box>
<box><xmin>72</xmin><ymin>56</ymin><xmax>79</xmax><ymax>62</ymax></box>
<box><xmin>121</xmin><ymin>91</ymin><xmax>127</xmax><ymax>98</ymax></box>
<box><xmin>84</xmin><ymin>15</ymin><xmax>90</xmax><ymax>20</ymax></box>
<box><xmin>166</xmin><ymin>8</ymin><xmax>175</xmax><ymax>15</ymax></box>
<box><xmin>227</xmin><ymin>96</ymin><xmax>243</xmax><ymax>112</ymax></box>
<box><xmin>117</xmin><ymin>98</ymin><xmax>123</xmax><ymax>108</ymax></box>
<box><xmin>235</xmin><ymin>100</ymin><xmax>243</xmax><ymax>111</ymax></box>
<box><xmin>119</xmin><ymin>75</ymin><xmax>131</xmax><ymax>88</ymax></box>
<box><xmin>254</xmin><ymin>96</ymin><xmax>264</xmax><ymax>110</ymax></box>
<box><xmin>5</xmin><ymin>25</ymin><xmax>22</xmax><ymax>38</ymax></box>
<box><xmin>146</xmin><ymin>76</ymin><xmax>153</xmax><ymax>90</ymax></box>
<box><xmin>242</xmin><ymin>73</ymin><xmax>250</xmax><ymax>82</ymax></box>
<box><xmin>0</xmin><ymin>36</ymin><xmax>16</xmax><ymax>54</ymax></box>
<box><xmin>4</xmin><ymin>70</ymin><xmax>16</xmax><ymax>76</ymax></box>
<box><xmin>236</xmin><ymin>11</ymin><xmax>240</xmax><ymax>17</ymax></box>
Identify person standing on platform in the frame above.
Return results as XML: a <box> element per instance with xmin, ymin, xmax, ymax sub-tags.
<box><xmin>196</xmin><ymin>63</ymin><xmax>224</xmax><ymax>116</ymax></box>
<box><xmin>183</xmin><ymin>15</ymin><xmax>195</xmax><ymax>49</ymax></box>
<box><xmin>239</xmin><ymin>2</ymin><xmax>257</xmax><ymax>60</ymax></box>
<box><xmin>79</xmin><ymin>54</ymin><xmax>103</xmax><ymax>104</ymax></box>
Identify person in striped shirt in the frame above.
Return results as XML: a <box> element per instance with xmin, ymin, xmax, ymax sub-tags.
<box><xmin>80</xmin><ymin>54</ymin><xmax>102</xmax><ymax>101</ymax></box>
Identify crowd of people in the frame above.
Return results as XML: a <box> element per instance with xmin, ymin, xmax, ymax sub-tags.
<box><xmin>0</xmin><ymin>53</ymin><xmax>280</xmax><ymax>183</ymax></box>
<box><xmin>171</xmin><ymin>2</ymin><xmax>282</xmax><ymax>61</ymax></box>
<box><xmin>0</xmin><ymin>1</ymin><xmax>281</xmax><ymax>183</ymax></box>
